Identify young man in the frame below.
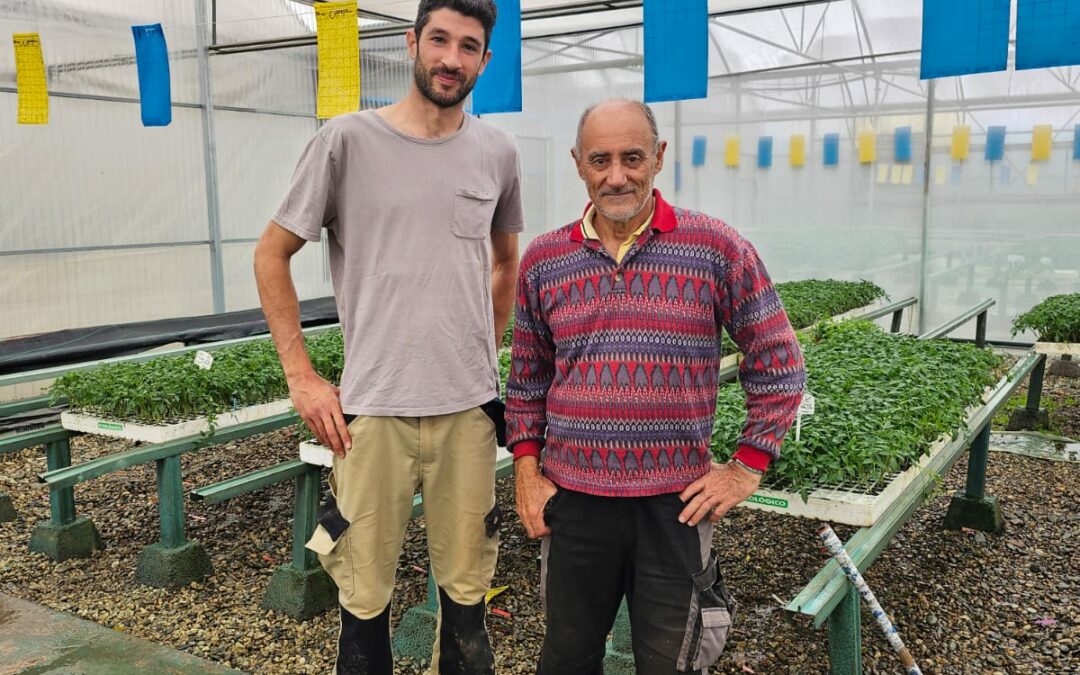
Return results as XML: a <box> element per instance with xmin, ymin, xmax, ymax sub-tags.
<box><xmin>253</xmin><ymin>2</ymin><xmax>523</xmax><ymax>673</ymax></box>
<box><xmin>506</xmin><ymin>99</ymin><xmax>806</xmax><ymax>675</ymax></box>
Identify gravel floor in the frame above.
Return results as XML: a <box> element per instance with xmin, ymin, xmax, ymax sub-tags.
<box><xmin>1</xmin><ymin>363</ymin><xmax>1077</xmax><ymax>675</ymax></box>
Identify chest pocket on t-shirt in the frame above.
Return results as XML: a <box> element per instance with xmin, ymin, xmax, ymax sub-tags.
<box><xmin>451</xmin><ymin>187</ymin><xmax>496</xmax><ymax>240</ymax></box>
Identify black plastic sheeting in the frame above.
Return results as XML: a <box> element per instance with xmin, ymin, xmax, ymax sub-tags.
<box><xmin>0</xmin><ymin>297</ymin><xmax>339</xmax><ymax>376</ymax></box>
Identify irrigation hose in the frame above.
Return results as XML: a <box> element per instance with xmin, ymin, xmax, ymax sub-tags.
<box><xmin>817</xmin><ymin>524</ymin><xmax>924</xmax><ymax>675</ymax></box>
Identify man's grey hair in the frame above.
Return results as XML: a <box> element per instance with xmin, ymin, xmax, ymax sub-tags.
<box><xmin>574</xmin><ymin>99</ymin><xmax>661</xmax><ymax>156</ymax></box>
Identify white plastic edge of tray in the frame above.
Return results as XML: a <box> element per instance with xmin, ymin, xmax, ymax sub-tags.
<box><xmin>299</xmin><ymin>441</ymin><xmax>512</xmax><ymax>468</ymax></box>
<box><xmin>1033</xmin><ymin>342</ymin><xmax>1080</xmax><ymax>358</ymax></box>
<box><xmin>739</xmin><ymin>384</ymin><xmax>993</xmax><ymax>527</ymax></box>
<box><xmin>60</xmin><ymin>398</ymin><xmax>295</xmax><ymax>443</ymax></box>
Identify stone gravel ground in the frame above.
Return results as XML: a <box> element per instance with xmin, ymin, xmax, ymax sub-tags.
<box><xmin>0</xmin><ymin>363</ymin><xmax>1076</xmax><ymax>675</ymax></box>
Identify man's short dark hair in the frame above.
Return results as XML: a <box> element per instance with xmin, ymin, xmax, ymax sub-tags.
<box><xmin>415</xmin><ymin>0</ymin><xmax>498</xmax><ymax>51</ymax></box>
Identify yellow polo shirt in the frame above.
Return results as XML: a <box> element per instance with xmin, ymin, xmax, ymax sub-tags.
<box><xmin>581</xmin><ymin>205</ymin><xmax>655</xmax><ymax>264</ymax></box>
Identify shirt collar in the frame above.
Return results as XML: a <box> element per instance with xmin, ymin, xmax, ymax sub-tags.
<box><xmin>571</xmin><ymin>189</ymin><xmax>677</xmax><ymax>243</ymax></box>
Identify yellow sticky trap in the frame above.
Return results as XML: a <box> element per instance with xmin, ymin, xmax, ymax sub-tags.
<box><xmin>951</xmin><ymin>126</ymin><xmax>970</xmax><ymax>161</ymax></box>
<box><xmin>1027</xmin><ymin>163</ymin><xmax>1039</xmax><ymax>185</ymax></box>
<box><xmin>13</xmin><ymin>33</ymin><xmax>48</xmax><ymax>125</ymax></box>
<box><xmin>316</xmin><ymin>1</ymin><xmax>360</xmax><ymax>119</ymax></box>
<box><xmin>934</xmin><ymin>166</ymin><xmax>947</xmax><ymax>185</ymax></box>
<box><xmin>858</xmin><ymin>130</ymin><xmax>876</xmax><ymax>164</ymax></box>
<box><xmin>485</xmin><ymin>585</ymin><xmax>509</xmax><ymax>604</ymax></box>
<box><xmin>890</xmin><ymin>164</ymin><xmax>903</xmax><ymax>184</ymax></box>
<box><xmin>876</xmin><ymin>163</ymin><xmax>889</xmax><ymax>184</ymax></box>
<box><xmin>901</xmin><ymin>165</ymin><xmax>914</xmax><ymax>184</ymax></box>
<box><xmin>1031</xmin><ymin>125</ymin><xmax>1052</xmax><ymax>161</ymax></box>
<box><xmin>790</xmin><ymin>134</ymin><xmax>805</xmax><ymax>167</ymax></box>
<box><xmin>724</xmin><ymin>137</ymin><xmax>740</xmax><ymax>167</ymax></box>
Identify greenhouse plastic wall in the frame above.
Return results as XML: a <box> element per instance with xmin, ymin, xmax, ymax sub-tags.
<box><xmin>2</xmin><ymin>0</ymin><xmax>1077</xmax><ymax>344</ymax></box>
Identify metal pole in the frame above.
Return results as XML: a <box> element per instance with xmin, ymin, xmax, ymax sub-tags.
<box><xmin>1025</xmin><ymin>355</ymin><xmax>1046</xmax><ymax>412</ymax></box>
<box><xmin>157</xmin><ymin>455</ymin><xmax>186</xmax><ymax>549</ymax></box>
<box><xmin>917</xmin><ymin>79</ymin><xmax>936</xmax><ymax>333</ymax></box>
<box><xmin>963</xmin><ymin>424</ymin><xmax>991</xmax><ymax>501</ymax></box>
<box><xmin>46</xmin><ymin>439</ymin><xmax>75</xmax><ymax>526</ymax></box>
<box><xmin>827</xmin><ymin>585</ymin><xmax>862</xmax><ymax>675</ymax></box>
<box><xmin>195</xmin><ymin>0</ymin><xmax>226</xmax><ymax>314</ymax></box>
<box><xmin>975</xmin><ymin>309</ymin><xmax>988</xmax><ymax>349</ymax></box>
<box><xmin>291</xmin><ymin>468</ymin><xmax>320</xmax><ymax>571</ymax></box>
<box><xmin>890</xmin><ymin>308</ymin><xmax>904</xmax><ymax>333</ymax></box>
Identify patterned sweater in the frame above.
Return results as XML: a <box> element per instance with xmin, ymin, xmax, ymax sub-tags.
<box><xmin>506</xmin><ymin>190</ymin><xmax>805</xmax><ymax>497</ymax></box>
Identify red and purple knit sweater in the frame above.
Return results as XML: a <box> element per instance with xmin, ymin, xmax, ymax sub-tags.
<box><xmin>506</xmin><ymin>191</ymin><xmax>806</xmax><ymax>498</ymax></box>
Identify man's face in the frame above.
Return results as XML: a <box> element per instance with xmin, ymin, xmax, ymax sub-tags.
<box><xmin>573</xmin><ymin>103</ymin><xmax>666</xmax><ymax>224</ymax></box>
<box><xmin>407</xmin><ymin>9</ymin><xmax>491</xmax><ymax>108</ymax></box>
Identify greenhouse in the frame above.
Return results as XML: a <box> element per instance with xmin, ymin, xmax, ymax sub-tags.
<box><xmin>1</xmin><ymin>1</ymin><xmax>1077</xmax><ymax>674</ymax></box>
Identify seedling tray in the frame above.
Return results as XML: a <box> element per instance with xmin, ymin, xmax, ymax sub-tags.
<box><xmin>61</xmin><ymin>398</ymin><xmax>294</xmax><ymax>443</ymax></box>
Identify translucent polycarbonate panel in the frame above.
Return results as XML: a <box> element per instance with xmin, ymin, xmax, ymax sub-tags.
<box><xmin>0</xmin><ymin>246</ymin><xmax>214</xmax><ymax>340</ymax></box>
<box><xmin>222</xmin><ymin>240</ymin><xmax>332</xmax><ymax>313</ymax></box>
<box><xmin>926</xmin><ymin>72</ymin><xmax>1080</xmax><ymax>342</ymax></box>
<box><xmin>210</xmin><ymin>46</ymin><xmax>318</xmax><ymax>115</ymax></box>
<box><xmin>0</xmin><ymin>98</ymin><xmax>209</xmax><ymax>252</ymax></box>
<box><xmin>215</xmin><ymin>109</ymin><xmax>319</xmax><ymax>241</ymax></box>
<box><xmin>0</xmin><ymin>0</ymin><xmax>203</xmax><ymax>103</ymax></box>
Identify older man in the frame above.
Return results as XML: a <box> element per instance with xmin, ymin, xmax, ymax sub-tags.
<box><xmin>506</xmin><ymin>99</ymin><xmax>806</xmax><ymax>675</ymax></box>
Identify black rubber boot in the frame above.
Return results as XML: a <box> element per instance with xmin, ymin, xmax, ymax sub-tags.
<box><xmin>437</xmin><ymin>586</ymin><xmax>495</xmax><ymax>675</ymax></box>
<box><xmin>336</xmin><ymin>602</ymin><xmax>393</xmax><ymax>675</ymax></box>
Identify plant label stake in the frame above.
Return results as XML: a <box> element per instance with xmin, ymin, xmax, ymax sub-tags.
<box><xmin>795</xmin><ymin>392</ymin><xmax>815</xmax><ymax>441</ymax></box>
<box><xmin>194</xmin><ymin>350</ymin><xmax>214</xmax><ymax>370</ymax></box>
<box><xmin>818</xmin><ymin>524</ymin><xmax>923</xmax><ymax>675</ymax></box>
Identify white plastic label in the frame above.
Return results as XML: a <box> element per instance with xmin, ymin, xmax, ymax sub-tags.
<box><xmin>795</xmin><ymin>392</ymin><xmax>814</xmax><ymax>441</ymax></box>
<box><xmin>194</xmin><ymin>350</ymin><xmax>214</xmax><ymax>370</ymax></box>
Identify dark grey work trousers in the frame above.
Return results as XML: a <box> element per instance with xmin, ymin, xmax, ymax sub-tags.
<box><xmin>538</xmin><ymin>489</ymin><xmax>737</xmax><ymax>675</ymax></box>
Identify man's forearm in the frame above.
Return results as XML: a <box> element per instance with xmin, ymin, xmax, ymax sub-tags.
<box><xmin>492</xmin><ymin>258</ymin><xmax>519</xmax><ymax>348</ymax></box>
<box><xmin>254</xmin><ymin>243</ymin><xmax>314</xmax><ymax>381</ymax></box>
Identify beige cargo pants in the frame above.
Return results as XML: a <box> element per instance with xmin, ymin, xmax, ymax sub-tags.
<box><xmin>306</xmin><ymin>407</ymin><xmax>500</xmax><ymax>673</ymax></box>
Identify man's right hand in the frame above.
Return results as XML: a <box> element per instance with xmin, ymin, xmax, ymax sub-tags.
<box><xmin>288</xmin><ymin>371</ymin><xmax>352</xmax><ymax>458</ymax></box>
<box><xmin>514</xmin><ymin>456</ymin><xmax>558</xmax><ymax>539</ymax></box>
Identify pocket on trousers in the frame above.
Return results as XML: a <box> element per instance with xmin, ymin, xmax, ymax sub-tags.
<box><xmin>679</xmin><ymin>552</ymin><xmax>737</xmax><ymax>672</ymax></box>
<box><xmin>451</xmin><ymin>187</ymin><xmax>496</xmax><ymax>239</ymax></box>
<box><xmin>306</xmin><ymin>524</ymin><xmax>355</xmax><ymax>600</ymax></box>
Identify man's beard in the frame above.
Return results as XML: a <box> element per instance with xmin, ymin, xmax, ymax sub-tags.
<box><xmin>414</xmin><ymin>59</ymin><xmax>477</xmax><ymax>108</ymax></box>
<box><xmin>595</xmin><ymin>189</ymin><xmax>649</xmax><ymax>224</ymax></box>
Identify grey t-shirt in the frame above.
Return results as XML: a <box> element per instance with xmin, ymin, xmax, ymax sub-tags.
<box><xmin>273</xmin><ymin>110</ymin><xmax>524</xmax><ymax>416</ymax></box>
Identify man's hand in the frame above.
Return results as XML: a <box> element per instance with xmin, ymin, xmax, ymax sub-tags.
<box><xmin>288</xmin><ymin>371</ymin><xmax>352</xmax><ymax>458</ymax></box>
<box><xmin>678</xmin><ymin>461</ymin><xmax>762</xmax><ymax>526</ymax></box>
<box><xmin>514</xmin><ymin>456</ymin><xmax>558</xmax><ymax>539</ymax></box>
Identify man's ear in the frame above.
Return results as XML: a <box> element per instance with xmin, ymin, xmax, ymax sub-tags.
<box><xmin>654</xmin><ymin>140</ymin><xmax>668</xmax><ymax>174</ymax></box>
<box><xmin>406</xmin><ymin>28</ymin><xmax>418</xmax><ymax>59</ymax></box>
<box><xmin>477</xmin><ymin>49</ymin><xmax>492</xmax><ymax>77</ymax></box>
<box><xmin>571</xmin><ymin>147</ymin><xmax>586</xmax><ymax>180</ymax></box>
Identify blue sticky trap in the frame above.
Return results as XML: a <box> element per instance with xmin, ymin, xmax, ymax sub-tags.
<box><xmin>914</xmin><ymin>164</ymin><xmax>926</xmax><ymax>185</ymax></box>
<box><xmin>692</xmin><ymin>136</ymin><xmax>707</xmax><ymax>167</ymax></box>
<box><xmin>131</xmin><ymin>23</ymin><xmax>171</xmax><ymax>126</ymax></box>
<box><xmin>1074</xmin><ymin>124</ymin><xmax>1080</xmax><ymax>160</ymax></box>
<box><xmin>950</xmin><ymin>165</ymin><xmax>963</xmax><ymax>185</ymax></box>
<box><xmin>894</xmin><ymin>127</ymin><xmax>912</xmax><ymax>163</ymax></box>
<box><xmin>823</xmin><ymin>133</ymin><xmax>840</xmax><ymax>166</ymax></box>
<box><xmin>920</xmin><ymin>0</ymin><xmax>1010</xmax><ymax>79</ymax></box>
<box><xmin>986</xmin><ymin>126</ymin><xmax>1006</xmax><ymax>161</ymax></box>
<box><xmin>1016</xmin><ymin>0</ymin><xmax>1080</xmax><ymax>70</ymax></box>
<box><xmin>472</xmin><ymin>0</ymin><xmax>521</xmax><ymax>114</ymax></box>
<box><xmin>1000</xmin><ymin>164</ymin><xmax>1011</xmax><ymax>184</ymax></box>
<box><xmin>758</xmin><ymin>136</ymin><xmax>773</xmax><ymax>169</ymax></box>
<box><xmin>644</xmin><ymin>0</ymin><xmax>708</xmax><ymax>103</ymax></box>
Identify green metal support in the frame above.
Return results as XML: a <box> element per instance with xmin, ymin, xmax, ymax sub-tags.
<box><xmin>393</xmin><ymin>565</ymin><xmax>440</xmax><ymax>663</ymax></box>
<box><xmin>0</xmin><ymin>493</ymin><xmax>17</xmax><ymax>523</ymax></box>
<box><xmin>890</xmin><ymin>309</ymin><xmax>903</xmax><ymax>333</ymax></box>
<box><xmin>158</xmin><ymin>455</ymin><xmax>186</xmax><ymax>549</ymax></box>
<box><xmin>264</xmin><ymin>465</ymin><xmax>336</xmax><ymax>619</ymax></box>
<box><xmin>919</xmin><ymin>298</ymin><xmax>995</xmax><ymax>341</ymax></box>
<box><xmin>944</xmin><ymin>423</ymin><xmax>1003</xmax><ymax>533</ymax></box>
<box><xmin>1008</xmin><ymin>354</ymin><xmax>1049</xmax><ymax>430</ymax></box>
<box><xmin>827</xmin><ymin>585</ymin><xmax>862</xmax><ymax>675</ymax></box>
<box><xmin>192</xmin><ymin>459</ymin><xmax>309</xmax><ymax>505</ymax></box>
<box><xmin>0</xmin><ymin>395</ymin><xmax>63</xmax><ymax>418</ymax></box>
<box><xmin>28</xmin><ymin>436</ymin><xmax>103</xmax><ymax>561</ymax></box>
<box><xmin>46</xmin><ymin>439</ymin><xmax>75</xmax><ymax>526</ymax></box>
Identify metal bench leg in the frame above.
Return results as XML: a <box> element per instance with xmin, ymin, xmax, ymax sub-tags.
<box><xmin>944</xmin><ymin>425</ymin><xmax>1003</xmax><ymax>533</ymax></box>
<box><xmin>890</xmin><ymin>308</ymin><xmax>904</xmax><ymax>333</ymax></box>
<box><xmin>393</xmin><ymin>565</ymin><xmax>440</xmax><ymax>662</ymax></box>
<box><xmin>828</xmin><ymin>584</ymin><xmax>863</xmax><ymax>675</ymax></box>
<box><xmin>603</xmin><ymin>599</ymin><xmax>635</xmax><ymax>674</ymax></box>
<box><xmin>264</xmin><ymin>466</ymin><xmax>336</xmax><ymax>619</ymax></box>
<box><xmin>1008</xmin><ymin>354</ymin><xmax>1049</xmax><ymax>431</ymax></box>
<box><xmin>136</xmin><ymin>454</ymin><xmax>213</xmax><ymax>587</ymax></box>
<box><xmin>29</xmin><ymin>437</ymin><xmax>102</xmax><ymax>561</ymax></box>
